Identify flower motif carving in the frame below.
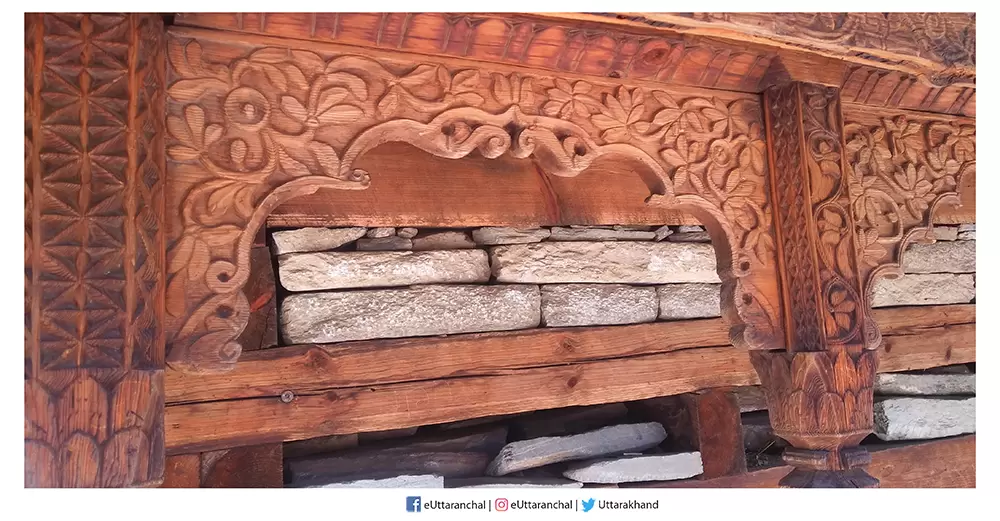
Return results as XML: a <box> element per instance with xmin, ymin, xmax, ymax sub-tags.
<box><xmin>164</xmin><ymin>33</ymin><xmax>783</xmax><ymax>372</ymax></box>
<box><xmin>843</xmin><ymin>111</ymin><xmax>975</xmax><ymax>285</ymax></box>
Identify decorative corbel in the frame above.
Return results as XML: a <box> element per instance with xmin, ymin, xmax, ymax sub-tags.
<box><xmin>756</xmin><ymin>79</ymin><xmax>973</xmax><ymax>487</ymax></box>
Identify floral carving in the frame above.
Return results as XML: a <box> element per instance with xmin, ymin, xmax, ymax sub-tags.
<box><xmin>165</xmin><ymin>31</ymin><xmax>783</xmax><ymax>372</ymax></box>
<box><xmin>843</xmin><ymin>109</ymin><xmax>975</xmax><ymax>307</ymax></box>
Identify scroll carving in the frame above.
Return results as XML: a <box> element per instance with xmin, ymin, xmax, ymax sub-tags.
<box><xmin>842</xmin><ymin>107</ymin><xmax>975</xmax><ymax>321</ymax></box>
<box><xmin>25</xmin><ymin>13</ymin><xmax>166</xmax><ymax>487</ymax></box>
<box><xmin>164</xmin><ymin>29</ymin><xmax>784</xmax><ymax>372</ymax></box>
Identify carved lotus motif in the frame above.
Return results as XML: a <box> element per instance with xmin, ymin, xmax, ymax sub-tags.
<box><xmin>751</xmin><ymin>348</ymin><xmax>877</xmax><ymax>450</ymax></box>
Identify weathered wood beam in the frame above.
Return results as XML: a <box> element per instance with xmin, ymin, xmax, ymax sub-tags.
<box><xmin>629</xmin><ymin>434</ymin><xmax>975</xmax><ymax>488</ymax></box>
<box><xmin>161</xmin><ymin>444</ymin><xmax>283</xmax><ymax>487</ymax></box>
<box><xmin>166</xmin><ymin>304</ymin><xmax>972</xmax><ymax>404</ymax></box>
<box><xmin>163</xmin><ymin>305</ymin><xmax>973</xmax><ymax>454</ymax></box>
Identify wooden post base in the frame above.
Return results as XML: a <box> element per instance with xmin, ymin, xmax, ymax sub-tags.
<box><xmin>750</xmin><ymin>348</ymin><xmax>879</xmax><ymax>488</ymax></box>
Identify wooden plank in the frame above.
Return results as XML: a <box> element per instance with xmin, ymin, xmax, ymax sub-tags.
<box><xmin>269</xmin><ymin>143</ymin><xmax>699</xmax><ymax>228</ymax></box>
<box><xmin>172</xmin><ymin>13</ymin><xmax>777</xmax><ymax>93</ymax></box>
<box><xmin>200</xmin><ymin>444</ymin><xmax>283</xmax><ymax>488</ymax></box>
<box><xmin>160</xmin><ymin>455</ymin><xmax>200</xmax><ymax>488</ymax></box>
<box><xmin>630</xmin><ymin>390</ymin><xmax>747</xmax><ymax>478</ymax></box>
<box><xmin>630</xmin><ymin>434</ymin><xmax>975</xmax><ymax>488</ymax></box>
<box><xmin>236</xmin><ymin>245</ymin><xmax>278</xmax><ymax>351</ymax></box>
<box><xmin>165</xmin><ymin>304</ymin><xmax>975</xmax><ymax>404</ymax></box>
<box><xmin>166</xmin><ymin>347</ymin><xmax>757</xmax><ymax>454</ymax></box>
<box><xmin>166</xmin><ymin>318</ymin><xmax>733</xmax><ymax>404</ymax></box>
<box><xmin>163</xmin><ymin>305</ymin><xmax>973</xmax><ymax>453</ymax></box>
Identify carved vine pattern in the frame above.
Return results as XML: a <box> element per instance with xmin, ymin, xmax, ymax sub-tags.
<box><xmin>164</xmin><ymin>35</ymin><xmax>784</xmax><ymax>372</ymax></box>
<box><xmin>843</xmin><ymin>109</ymin><xmax>975</xmax><ymax>326</ymax></box>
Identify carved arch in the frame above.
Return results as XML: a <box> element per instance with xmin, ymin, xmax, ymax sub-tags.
<box><xmin>163</xmin><ymin>29</ymin><xmax>784</xmax><ymax>373</ymax></box>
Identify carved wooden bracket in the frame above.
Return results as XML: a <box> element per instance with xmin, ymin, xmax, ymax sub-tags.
<box><xmin>163</xmin><ymin>28</ymin><xmax>786</xmax><ymax>373</ymax></box>
<box><xmin>757</xmin><ymin>81</ymin><xmax>973</xmax><ymax>487</ymax></box>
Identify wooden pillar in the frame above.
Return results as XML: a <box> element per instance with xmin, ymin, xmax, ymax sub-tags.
<box><xmin>630</xmin><ymin>390</ymin><xmax>747</xmax><ymax>479</ymax></box>
<box><xmin>757</xmin><ymin>81</ymin><xmax>879</xmax><ymax>487</ymax></box>
<box><xmin>24</xmin><ymin>13</ymin><xmax>166</xmax><ymax>487</ymax></box>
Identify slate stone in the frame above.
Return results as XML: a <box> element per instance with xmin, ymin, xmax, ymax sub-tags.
<box><xmin>871</xmin><ymin>273</ymin><xmax>975</xmax><ymax>307</ymax></box>
<box><xmin>562</xmin><ymin>452</ymin><xmax>703</xmax><ymax>483</ymax></box>
<box><xmin>411</xmin><ymin>231</ymin><xmax>476</xmax><ymax>250</ymax></box>
<box><xmin>486</xmin><ymin>422</ymin><xmax>667</xmax><ymax>476</ymax></box>
<box><xmin>540</xmin><ymin>284</ymin><xmax>658</xmax><ymax>327</ymax></box>
<box><xmin>875</xmin><ymin>373</ymin><xmax>975</xmax><ymax>396</ymax></box>
<box><xmin>491</xmin><ymin>242</ymin><xmax>720</xmax><ymax>284</ymax></box>
<box><xmin>657</xmin><ymin>284</ymin><xmax>721</xmax><ymax>319</ymax></box>
<box><xmin>548</xmin><ymin>227</ymin><xmax>657</xmax><ymax>241</ymax></box>
<box><xmin>278</xmin><ymin>249</ymin><xmax>491</xmax><ymax>291</ymax></box>
<box><xmin>472</xmin><ymin>227</ymin><xmax>550</xmax><ymax>245</ymax></box>
<box><xmin>281</xmin><ymin>284</ymin><xmax>541</xmax><ymax>344</ymax></box>
<box><xmin>903</xmin><ymin>240</ymin><xmax>975</xmax><ymax>273</ymax></box>
<box><xmin>873</xmin><ymin>397</ymin><xmax>975</xmax><ymax>441</ymax></box>
<box><xmin>272</xmin><ymin>227</ymin><xmax>366</xmax><ymax>255</ymax></box>
<box><xmin>356</xmin><ymin>236</ymin><xmax>413</xmax><ymax>251</ymax></box>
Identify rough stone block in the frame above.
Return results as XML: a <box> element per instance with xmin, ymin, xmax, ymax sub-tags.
<box><xmin>875</xmin><ymin>373</ymin><xmax>976</xmax><ymax>396</ymax></box>
<box><xmin>366</xmin><ymin>227</ymin><xmax>396</xmax><ymax>238</ymax></box>
<box><xmin>491</xmin><ymin>242</ymin><xmax>720</xmax><ymax>284</ymax></box>
<box><xmin>278</xmin><ymin>250</ymin><xmax>491</xmax><ymax>291</ymax></box>
<box><xmin>281</xmin><ymin>285</ymin><xmax>541</xmax><ymax>344</ymax></box>
<box><xmin>871</xmin><ymin>273</ymin><xmax>975</xmax><ymax>307</ymax></box>
<box><xmin>903</xmin><ymin>240</ymin><xmax>975</xmax><ymax>273</ymax></box>
<box><xmin>356</xmin><ymin>236</ymin><xmax>413</xmax><ymax>251</ymax></box>
<box><xmin>549</xmin><ymin>227</ymin><xmax>656</xmax><ymax>241</ymax></box>
<box><xmin>397</xmin><ymin>227</ymin><xmax>418</xmax><ymax>238</ymax></box>
<box><xmin>562</xmin><ymin>452</ymin><xmax>703</xmax><ymax>483</ymax></box>
<box><xmin>272</xmin><ymin>227</ymin><xmax>366</xmax><ymax>255</ymax></box>
<box><xmin>486</xmin><ymin>423</ymin><xmax>667</xmax><ymax>476</ymax></box>
<box><xmin>925</xmin><ymin>226</ymin><xmax>959</xmax><ymax>241</ymax></box>
<box><xmin>540</xmin><ymin>284</ymin><xmax>658</xmax><ymax>327</ymax></box>
<box><xmin>657</xmin><ymin>284</ymin><xmax>721</xmax><ymax>319</ymax></box>
<box><xmin>874</xmin><ymin>397</ymin><xmax>975</xmax><ymax>441</ymax></box>
<box><xmin>958</xmin><ymin>230</ymin><xmax>976</xmax><ymax>240</ymax></box>
<box><xmin>472</xmin><ymin>227</ymin><xmax>550</xmax><ymax>245</ymax></box>
<box><xmin>412</xmin><ymin>231</ymin><xmax>476</xmax><ymax>250</ymax></box>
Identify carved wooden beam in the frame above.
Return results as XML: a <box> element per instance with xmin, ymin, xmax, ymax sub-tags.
<box><xmin>163</xmin><ymin>27</ymin><xmax>784</xmax><ymax>373</ymax></box>
<box><xmin>756</xmin><ymin>81</ymin><xmax>973</xmax><ymax>487</ymax></box>
<box><xmin>601</xmin><ymin>12</ymin><xmax>976</xmax><ymax>87</ymax></box>
<box><xmin>24</xmin><ymin>13</ymin><xmax>166</xmax><ymax>487</ymax></box>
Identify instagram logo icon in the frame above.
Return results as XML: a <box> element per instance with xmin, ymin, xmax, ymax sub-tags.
<box><xmin>495</xmin><ymin>498</ymin><xmax>509</xmax><ymax>511</ymax></box>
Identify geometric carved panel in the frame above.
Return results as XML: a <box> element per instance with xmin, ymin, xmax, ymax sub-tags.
<box><xmin>25</xmin><ymin>13</ymin><xmax>165</xmax><ymax>487</ymax></box>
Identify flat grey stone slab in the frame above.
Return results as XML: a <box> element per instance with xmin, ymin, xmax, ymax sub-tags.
<box><xmin>875</xmin><ymin>373</ymin><xmax>975</xmax><ymax>396</ymax></box>
<box><xmin>272</xmin><ymin>227</ymin><xmax>366</xmax><ymax>255</ymax></box>
<box><xmin>486</xmin><ymin>422</ymin><xmax>667</xmax><ymax>476</ymax></box>
<box><xmin>366</xmin><ymin>227</ymin><xmax>396</xmax><ymax>238</ymax></box>
<box><xmin>446</xmin><ymin>477</ymin><xmax>584</xmax><ymax>488</ymax></box>
<box><xmin>307</xmin><ymin>474</ymin><xmax>445</xmax><ymax>488</ymax></box>
<box><xmin>281</xmin><ymin>284</ymin><xmax>540</xmax><ymax>344</ymax></box>
<box><xmin>874</xmin><ymin>397</ymin><xmax>975</xmax><ymax>441</ymax></box>
<box><xmin>397</xmin><ymin>227</ymin><xmax>418</xmax><ymax>238</ymax></box>
<box><xmin>667</xmin><ymin>231</ymin><xmax>711</xmax><ymax>242</ymax></box>
<box><xmin>278</xmin><ymin>249</ymin><xmax>490</xmax><ymax>291</ymax></box>
<box><xmin>472</xmin><ymin>227</ymin><xmax>550</xmax><ymax>245</ymax></box>
<box><xmin>549</xmin><ymin>227</ymin><xmax>656</xmax><ymax>241</ymax></box>
<box><xmin>871</xmin><ymin>273</ymin><xmax>975</xmax><ymax>307</ymax></box>
<box><xmin>412</xmin><ymin>231</ymin><xmax>476</xmax><ymax>250</ymax></box>
<box><xmin>356</xmin><ymin>236</ymin><xmax>413</xmax><ymax>251</ymax></box>
<box><xmin>903</xmin><ymin>240</ymin><xmax>975</xmax><ymax>273</ymax></box>
<box><xmin>562</xmin><ymin>452</ymin><xmax>703</xmax><ymax>483</ymax></box>
<box><xmin>541</xmin><ymin>284</ymin><xmax>657</xmax><ymax>327</ymax></box>
<box><xmin>491</xmin><ymin>242</ymin><xmax>720</xmax><ymax>284</ymax></box>
<box><xmin>657</xmin><ymin>284</ymin><xmax>721</xmax><ymax>319</ymax></box>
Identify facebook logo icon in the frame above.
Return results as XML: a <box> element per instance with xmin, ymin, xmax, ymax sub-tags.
<box><xmin>406</xmin><ymin>496</ymin><xmax>422</xmax><ymax>513</ymax></box>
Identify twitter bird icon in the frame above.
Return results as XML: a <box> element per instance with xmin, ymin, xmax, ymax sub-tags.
<box><xmin>581</xmin><ymin>498</ymin><xmax>596</xmax><ymax>512</ymax></box>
